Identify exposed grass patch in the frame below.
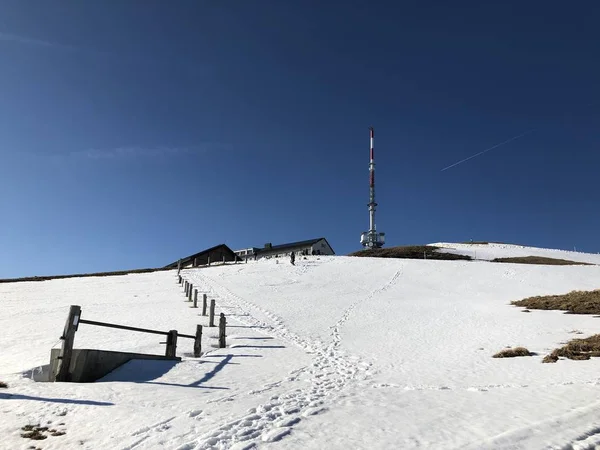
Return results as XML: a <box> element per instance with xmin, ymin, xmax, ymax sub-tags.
<box><xmin>492</xmin><ymin>256</ymin><xmax>593</xmax><ymax>266</ymax></box>
<box><xmin>543</xmin><ymin>334</ymin><xmax>600</xmax><ymax>363</ymax></box>
<box><xmin>21</xmin><ymin>425</ymin><xmax>48</xmax><ymax>440</ymax></box>
<box><xmin>0</xmin><ymin>381</ymin><xmax>7</xmax><ymax>388</ymax></box>
<box><xmin>512</xmin><ymin>289</ymin><xmax>600</xmax><ymax>315</ymax></box>
<box><xmin>0</xmin><ymin>267</ymin><xmax>172</xmax><ymax>284</ymax></box>
<box><xmin>349</xmin><ymin>245</ymin><xmax>471</xmax><ymax>261</ymax></box>
<box><xmin>461</xmin><ymin>241</ymin><xmax>489</xmax><ymax>245</ymax></box>
<box><xmin>542</xmin><ymin>354</ymin><xmax>559</xmax><ymax>363</ymax></box>
<box><xmin>20</xmin><ymin>424</ymin><xmax>65</xmax><ymax>441</ymax></box>
<box><xmin>493</xmin><ymin>347</ymin><xmax>533</xmax><ymax>358</ymax></box>
<box><xmin>21</xmin><ymin>430</ymin><xmax>47</xmax><ymax>440</ymax></box>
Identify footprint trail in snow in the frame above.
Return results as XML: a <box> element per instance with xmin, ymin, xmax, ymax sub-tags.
<box><xmin>179</xmin><ymin>267</ymin><xmax>401</xmax><ymax>449</ymax></box>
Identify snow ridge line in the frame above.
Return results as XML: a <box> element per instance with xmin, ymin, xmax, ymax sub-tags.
<box><xmin>181</xmin><ymin>266</ymin><xmax>376</xmax><ymax>450</ymax></box>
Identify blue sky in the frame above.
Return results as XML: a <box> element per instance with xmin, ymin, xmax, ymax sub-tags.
<box><xmin>1</xmin><ymin>1</ymin><xmax>599</xmax><ymax>277</ymax></box>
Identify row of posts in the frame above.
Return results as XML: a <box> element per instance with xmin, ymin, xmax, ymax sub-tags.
<box><xmin>178</xmin><ymin>273</ymin><xmax>226</xmax><ymax>350</ymax></box>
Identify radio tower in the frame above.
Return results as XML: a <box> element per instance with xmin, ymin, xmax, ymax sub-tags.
<box><xmin>360</xmin><ymin>127</ymin><xmax>385</xmax><ymax>249</ymax></box>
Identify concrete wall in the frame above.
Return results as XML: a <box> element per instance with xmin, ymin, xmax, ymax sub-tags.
<box><xmin>50</xmin><ymin>348</ymin><xmax>180</xmax><ymax>382</ymax></box>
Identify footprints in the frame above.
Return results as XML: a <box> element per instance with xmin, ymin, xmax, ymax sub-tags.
<box><xmin>130</xmin><ymin>417</ymin><xmax>175</xmax><ymax>436</ymax></box>
<box><xmin>187</xmin><ymin>356</ymin><xmax>339</xmax><ymax>449</ymax></box>
<box><xmin>206</xmin><ymin>394</ymin><xmax>237</xmax><ymax>404</ymax></box>
<box><xmin>229</xmin><ymin>442</ymin><xmax>256</xmax><ymax>450</ymax></box>
<box><xmin>184</xmin><ymin>268</ymin><xmax>378</xmax><ymax>449</ymax></box>
<box><xmin>330</xmin><ymin>269</ymin><xmax>402</xmax><ymax>349</ymax></box>
<box><xmin>274</xmin><ymin>416</ymin><xmax>301</xmax><ymax>427</ymax></box>
<box><xmin>567</xmin><ymin>425</ymin><xmax>600</xmax><ymax>450</ymax></box>
<box><xmin>191</xmin><ymin>403</ymin><xmax>301</xmax><ymax>448</ymax></box>
<box><xmin>302</xmin><ymin>407</ymin><xmax>326</xmax><ymax>417</ymax></box>
<box><xmin>122</xmin><ymin>416</ymin><xmax>177</xmax><ymax>450</ymax></box>
<box><xmin>188</xmin><ymin>409</ymin><xmax>203</xmax><ymax>419</ymax></box>
<box><xmin>261</xmin><ymin>427</ymin><xmax>291</xmax><ymax>442</ymax></box>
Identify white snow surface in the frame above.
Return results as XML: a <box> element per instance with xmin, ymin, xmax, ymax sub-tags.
<box><xmin>430</xmin><ymin>241</ymin><xmax>600</xmax><ymax>264</ymax></box>
<box><xmin>2</xmin><ymin>245</ymin><xmax>600</xmax><ymax>449</ymax></box>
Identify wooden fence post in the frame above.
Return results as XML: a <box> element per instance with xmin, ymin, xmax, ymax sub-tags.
<box><xmin>193</xmin><ymin>289</ymin><xmax>198</xmax><ymax>308</ymax></box>
<box><xmin>185</xmin><ymin>281</ymin><xmax>189</xmax><ymax>296</ymax></box>
<box><xmin>177</xmin><ymin>259</ymin><xmax>181</xmax><ymax>275</ymax></box>
<box><xmin>194</xmin><ymin>257</ymin><xmax>198</xmax><ymax>267</ymax></box>
<box><xmin>219</xmin><ymin>313</ymin><xmax>227</xmax><ymax>348</ymax></box>
<box><xmin>55</xmin><ymin>305</ymin><xmax>81</xmax><ymax>382</ymax></box>
<box><xmin>188</xmin><ymin>283</ymin><xmax>193</xmax><ymax>302</ymax></box>
<box><xmin>209</xmin><ymin>299</ymin><xmax>216</xmax><ymax>327</ymax></box>
<box><xmin>178</xmin><ymin>274</ymin><xmax>182</xmax><ymax>285</ymax></box>
<box><xmin>165</xmin><ymin>330</ymin><xmax>178</xmax><ymax>358</ymax></box>
<box><xmin>193</xmin><ymin>325</ymin><xmax>202</xmax><ymax>357</ymax></box>
<box><xmin>208</xmin><ymin>256</ymin><xmax>211</xmax><ymax>266</ymax></box>
<box><xmin>202</xmin><ymin>294</ymin><xmax>207</xmax><ymax>316</ymax></box>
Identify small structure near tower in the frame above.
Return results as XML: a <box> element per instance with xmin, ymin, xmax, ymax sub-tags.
<box><xmin>360</xmin><ymin>127</ymin><xmax>385</xmax><ymax>249</ymax></box>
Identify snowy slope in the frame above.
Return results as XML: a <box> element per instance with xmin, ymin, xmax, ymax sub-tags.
<box><xmin>2</xmin><ymin>246</ymin><xmax>600</xmax><ymax>450</ymax></box>
<box><xmin>431</xmin><ymin>241</ymin><xmax>600</xmax><ymax>264</ymax></box>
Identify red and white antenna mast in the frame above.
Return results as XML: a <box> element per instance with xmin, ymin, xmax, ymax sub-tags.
<box><xmin>360</xmin><ymin>127</ymin><xmax>385</xmax><ymax>249</ymax></box>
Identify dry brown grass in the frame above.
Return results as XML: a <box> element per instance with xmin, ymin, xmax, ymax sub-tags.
<box><xmin>19</xmin><ymin>424</ymin><xmax>66</xmax><ymax>440</ymax></box>
<box><xmin>0</xmin><ymin>381</ymin><xmax>7</xmax><ymax>388</ymax></box>
<box><xmin>492</xmin><ymin>256</ymin><xmax>593</xmax><ymax>266</ymax></box>
<box><xmin>492</xmin><ymin>347</ymin><xmax>533</xmax><ymax>358</ymax></box>
<box><xmin>21</xmin><ymin>425</ymin><xmax>48</xmax><ymax>440</ymax></box>
<box><xmin>542</xmin><ymin>334</ymin><xmax>600</xmax><ymax>363</ymax></box>
<box><xmin>512</xmin><ymin>289</ymin><xmax>600</xmax><ymax>315</ymax></box>
<box><xmin>542</xmin><ymin>353</ymin><xmax>559</xmax><ymax>363</ymax></box>
<box><xmin>0</xmin><ymin>267</ymin><xmax>172</xmax><ymax>284</ymax></box>
<box><xmin>349</xmin><ymin>245</ymin><xmax>471</xmax><ymax>261</ymax></box>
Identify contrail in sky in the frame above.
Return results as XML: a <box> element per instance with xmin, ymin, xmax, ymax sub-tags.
<box><xmin>0</xmin><ymin>31</ymin><xmax>75</xmax><ymax>50</ymax></box>
<box><xmin>441</xmin><ymin>128</ymin><xmax>536</xmax><ymax>172</ymax></box>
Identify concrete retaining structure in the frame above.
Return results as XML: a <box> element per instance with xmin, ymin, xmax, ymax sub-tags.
<box><xmin>49</xmin><ymin>348</ymin><xmax>181</xmax><ymax>382</ymax></box>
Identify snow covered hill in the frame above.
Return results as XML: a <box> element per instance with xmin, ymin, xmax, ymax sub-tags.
<box><xmin>2</xmin><ymin>244</ymin><xmax>600</xmax><ymax>449</ymax></box>
<box><xmin>431</xmin><ymin>241</ymin><xmax>600</xmax><ymax>264</ymax></box>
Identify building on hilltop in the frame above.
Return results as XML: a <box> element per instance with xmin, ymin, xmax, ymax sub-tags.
<box><xmin>234</xmin><ymin>238</ymin><xmax>335</xmax><ymax>261</ymax></box>
<box><xmin>164</xmin><ymin>244</ymin><xmax>240</xmax><ymax>269</ymax></box>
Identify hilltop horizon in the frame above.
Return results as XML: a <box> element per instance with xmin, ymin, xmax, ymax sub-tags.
<box><xmin>3</xmin><ymin>242</ymin><xmax>600</xmax><ymax>448</ymax></box>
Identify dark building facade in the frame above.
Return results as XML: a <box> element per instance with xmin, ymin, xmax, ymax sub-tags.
<box><xmin>164</xmin><ymin>244</ymin><xmax>240</xmax><ymax>269</ymax></box>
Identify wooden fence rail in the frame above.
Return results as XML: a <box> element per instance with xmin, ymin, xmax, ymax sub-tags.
<box><xmin>79</xmin><ymin>319</ymin><xmax>172</xmax><ymax>336</ymax></box>
<box><xmin>55</xmin><ymin>305</ymin><xmax>204</xmax><ymax>382</ymax></box>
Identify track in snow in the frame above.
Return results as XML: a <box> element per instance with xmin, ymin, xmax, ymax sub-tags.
<box><xmin>176</xmin><ymin>264</ymin><xmax>399</xmax><ymax>449</ymax></box>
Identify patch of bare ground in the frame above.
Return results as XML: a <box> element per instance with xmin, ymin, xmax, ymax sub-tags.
<box><xmin>20</xmin><ymin>424</ymin><xmax>66</xmax><ymax>440</ymax></box>
<box><xmin>349</xmin><ymin>245</ymin><xmax>471</xmax><ymax>261</ymax></box>
<box><xmin>512</xmin><ymin>289</ymin><xmax>600</xmax><ymax>315</ymax></box>
<box><xmin>0</xmin><ymin>267</ymin><xmax>171</xmax><ymax>284</ymax></box>
<box><xmin>0</xmin><ymin>381</ymin><xmax>7</xmax><ymax>388</ymax></box>
<box><xmin>493</xmin><ymin>347</ymin><xmax>533</xmax><ymax>358</ymax></box>
<box><xmin>543</xmin><ymin>334</ymin><xmax>600</xmax><ymax>363</ymax></box>
<box><xmin>493</xmin><ymin>256</ymin><xmax>593</xmax><ymax>266</ymax></box>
